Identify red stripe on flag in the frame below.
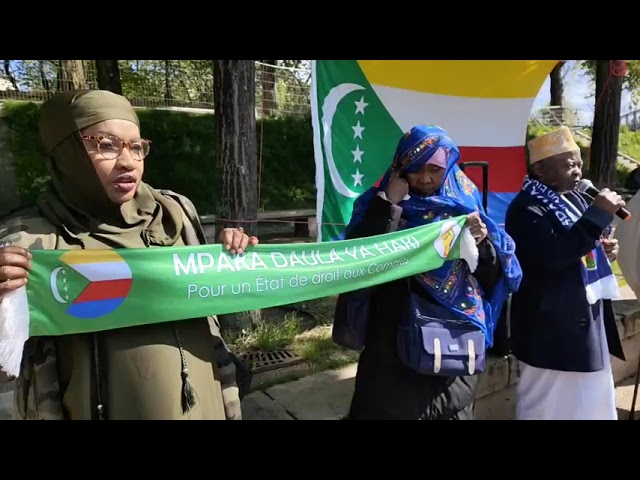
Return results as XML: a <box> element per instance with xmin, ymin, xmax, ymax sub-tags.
<box><xmin>372</xmin><ymin>146</ymin><xmax>526</xmax><ymax>193</ymax></box>
<box><xmin>74</xmin><ymin>279</ymin><xmax>132</xmax><ymax>304</ymax></box>
<box><xmin>458</xmin><ymin>146</ymin><xmax>526</xmax><ymax>193</ymax></box>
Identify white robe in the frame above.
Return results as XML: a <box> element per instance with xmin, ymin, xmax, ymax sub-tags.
<box><xmin>515</xmin><ymin>302</ymin><xmax>618</xmax><ymax>420</ymax></box>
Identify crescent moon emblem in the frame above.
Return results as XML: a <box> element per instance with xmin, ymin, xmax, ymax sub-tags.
<box><xmin>50</xmin><ymin>267</ymin><xmax>67</xmax><ymax>304</ymax></box>
<box><xmin>321</xmin><ymin>83</ymin><xmax>365</xmax><ymax>199</ymax></box>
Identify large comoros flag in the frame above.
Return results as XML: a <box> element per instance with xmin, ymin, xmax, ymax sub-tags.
<box><xmin>310</xmin><ymin>60</ymin><xmax>558</xmax><ymax>241</ymax></box>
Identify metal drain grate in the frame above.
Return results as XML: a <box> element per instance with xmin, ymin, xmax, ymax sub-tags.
<box><xmin>239</xmin><ymin>349</ymin><xmax>303</xmax><ymax>374</ymax></box>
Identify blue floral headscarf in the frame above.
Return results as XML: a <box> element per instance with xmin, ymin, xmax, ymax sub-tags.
<box><xmin>346</xmin><ymin>125</ymin><xmax>522</xmax><ymax>346</ymax></box>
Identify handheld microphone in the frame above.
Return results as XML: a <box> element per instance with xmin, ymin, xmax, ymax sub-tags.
<box><xmin>576</xmin><ymin>179</ymin><xmax>632</xmax><ymax>221</ymax></box>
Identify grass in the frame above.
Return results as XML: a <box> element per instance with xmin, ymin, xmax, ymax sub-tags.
<box><xmin>291</xmin><ymin>325</ymin><xmax>359</xmax><ymax>371</ymax></box>
<box><xmin>225</xmin><ymin>296</ymin><xmax>359</xmax><ymax>375</ymax></box>
<box><xmin>227</xmin><ymin>314</ymin><xmax>301</xmax><ymax>352</ymax></box>
<box><xmin>618</xmin><ymin>128</ymin><xmax>640</xmax><ymax>161</ymax></box>
<box><xmin>612</xmin><ymin>260</ymin><xmax>628</xmax><ymax>288</ymax></box>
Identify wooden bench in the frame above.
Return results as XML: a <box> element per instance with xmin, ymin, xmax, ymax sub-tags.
<box><xmin>258</xmin><ymin>209</ymin><xmax>317</xmax><ymax>237</ymax></box>
<box><xmin>199</xmin><ymin>209</ymin><xmax>317</xmax><ymax>241</ymax></box>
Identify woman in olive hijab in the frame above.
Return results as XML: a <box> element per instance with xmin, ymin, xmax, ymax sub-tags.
<box><xmin>0</xmin><ymin>90</ymin><xmax>257</xmax><ymax>420</ymax></box>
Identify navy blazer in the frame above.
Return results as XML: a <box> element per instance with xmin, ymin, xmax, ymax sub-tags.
<box><xmin>504</xmin><ymin>190</ymin><xmax>625</xmax><ymax>372</ymax></box>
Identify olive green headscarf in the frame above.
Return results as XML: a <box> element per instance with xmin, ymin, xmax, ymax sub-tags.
<box><xmin>36</xmin><ymin>90</ymin><xmax>184</xmax><ymax>249</ymax></box>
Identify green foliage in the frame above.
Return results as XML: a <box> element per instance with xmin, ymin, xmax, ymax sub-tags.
<box><xmin>1</xmin><ymin>101</ymin><xmax>316</xmax><ymax>214</ymax></box>
<box><xmin>119</xmin><ymin>60</ymin><xmax>214</xmax><ymax>106</ymax></box>
<box><xmin>2</xmin><ymin>60</ymin><xmax>311</xmax><ymax>114</ymax></box>
<box><xmin>256</xmin><ymin>115</ymin><xmax>315</xmax><ymax>210</ymax></box>
<box><xmin>2</xmin><ymin>101</ymin><xmax>50</xmax><ymax>203</ymax></box>
<box><xmin>580</xmin><ymin>60</ymin><xmax>640</xmax><ymax>105</ymax></box>
<box><xmin>134</xmin><ymin>108</ymin><xmax>218</xmax><ymax>213</ymax></box>
<box><xmin>526</xmin><ymin>123</ymin><xmax>556</xmax><ymax>140</ymax></box>
<box><xmin>618</xmin><ymin>125</ymin><xmax>640</xmax><ymax>159</ymax></box>
<box><xmin>617</xmin><ymin>126</ymin><xmax>640</xmax><ymax>187</ymax></box>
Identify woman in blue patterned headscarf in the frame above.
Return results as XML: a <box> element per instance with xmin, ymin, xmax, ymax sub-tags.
<box><xmin>339</xmin><ymin>124</ymin><xmax>522</xmax><ymax>420</ymax></box>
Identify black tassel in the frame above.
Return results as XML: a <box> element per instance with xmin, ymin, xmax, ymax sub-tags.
<box><xmin>181</xmin><ymin>367</ymin><xmax>196</xmax><ymax>414</ymax></box>
<box><xmin>92</xmin><ymin>334</ymin><xmax>107</xmax><ymax>420</ymax></box>
<box><xmin>173</xmin><ymin>324</ymin><xmax>197</xmax><ymax>414</ymax></box>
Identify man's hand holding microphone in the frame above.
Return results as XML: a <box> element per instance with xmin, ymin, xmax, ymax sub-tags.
<box><xmin>582</xmin><ymin>184</ymin><xmax>625</xmax><ymax>263</ymax></box>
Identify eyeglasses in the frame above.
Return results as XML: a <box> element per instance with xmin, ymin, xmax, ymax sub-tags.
<box><xmin>81</xmin><ymin>134</ymin><xmax>151</xmax><ymax>161</ymax></box>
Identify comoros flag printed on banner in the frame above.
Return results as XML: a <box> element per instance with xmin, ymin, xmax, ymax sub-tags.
<box><xmin>310</xmin><ymin>60</ymin><xmax>558</xmax><ymax>242</ymax></box>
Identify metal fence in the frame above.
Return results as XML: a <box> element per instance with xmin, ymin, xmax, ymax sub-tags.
<box><xmin>0</xmin><ymin>60</ymin><xmax>312</xmax><ymax>118</ymax></box>
<box><xmin>621</xmin><ymin>109</ymin><xmax>640</xmax><ymax>131</ymax></box>
<box><xmin>4</xmin><ymin>61</ymin><xmax>633</xmax><ymax>129</ymax></box>
<box><xmin>529</xmin><ymin>106</ymin><xmax>586</xmax><ymax>128</ymax></box>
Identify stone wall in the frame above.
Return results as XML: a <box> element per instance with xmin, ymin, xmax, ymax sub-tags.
<box><xmin>474</xmin><ymin>298</ymin><xmax>640</xmax><ymax>419</ymax></box>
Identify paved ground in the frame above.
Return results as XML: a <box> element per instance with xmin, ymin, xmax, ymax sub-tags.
<box><xmin>619</xmin><ymin>284</ymin><xmax>635</xmax><ymax>300</ymax></box>
<box><xmin>2</xmin><ymin>288</ymin><xmax>638</xmax><ymax>421</ymax></box>
<box><xmin>240</xmin><ymin>362</ymin><xmax>640</xmax><ymax>421</ymax></box>
<box><xmin>2</xmin><ymin>360</ymin><xmax>636</xmax><ymax>420</ymax></box>
<box><xmin>237</xmin><ymin>286</ymin><xmax>640</xmax><ymax>420</ymax></box>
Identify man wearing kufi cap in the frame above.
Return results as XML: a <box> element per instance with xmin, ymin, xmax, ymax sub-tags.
<box><xmin>505</xmin><ymin>126</ymin><xmax>627</xmax><ymax>420</ymax></box>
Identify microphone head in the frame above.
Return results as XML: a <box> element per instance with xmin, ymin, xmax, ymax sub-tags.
<box><xmin>576</xmin><ymin>178</ymin><xmax>595</xmax><ymax>193</ymax></box>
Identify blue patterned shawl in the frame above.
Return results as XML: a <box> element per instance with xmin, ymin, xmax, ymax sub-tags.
<box><xmin>520</xmin><ymin>175</ymin><xmax>619</xmax><ymax>305</ymax></box>
<box><xmin>345</xmin><ymin>125</ymin><xmax>522</xmax><ymax>346</ymax></box>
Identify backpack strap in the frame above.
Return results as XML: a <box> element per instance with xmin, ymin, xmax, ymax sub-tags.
<box><xmin>159</xmin><ymin>189</ymin><xmax>209</xmax><ymax>246</ymax></box>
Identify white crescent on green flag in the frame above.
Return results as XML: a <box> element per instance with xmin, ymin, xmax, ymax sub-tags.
<box><xmin>310</xmin><ymin>60</ymin><xmax>557</xmax><ymax>242</ymax></box>
<box><xmin>311</xmin><ymin>60</ymin><xmax>403</xmax><ymax>242</ymax></box>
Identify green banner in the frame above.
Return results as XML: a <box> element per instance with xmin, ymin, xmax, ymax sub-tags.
<box><xmin>0</xmin><ymin>215</ymin><xmax>476</xmax><ymax>375</ymax></box>
<box><xmin>29</xmin><ymin>216</ymin><xmax>476</xmax><ymax>336</ymax></box>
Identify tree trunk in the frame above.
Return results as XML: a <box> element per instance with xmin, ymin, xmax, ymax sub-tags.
<box><xmin>549</xmin><ymin>61</ymin><xmax>564</xmax><ymax>107</ymax></box>
<box><xmin>39</xmin><ymin>61</ymin><xmax>51</xmax><ymax>96</ymax></box>
<box><xmin>213</xmin><ymin>60</ymin><xmax>258</xmax><ymax>230</ymax></box>
<box><xmin>164</xmin><ymin>60</ymin><xmax>173</xmax><ymax>102</ymax></box>
<box><xmin>58</xmin><ymin>60</ymin><xmax>86</xmax><ymax>91</ymax></box>
<box><xmin>3</xmin><ymin>61</ymin><xmax>19</xmax><ymax>91</ymax></box>
<box><xmin>590</xmin><ymin>60</ymin><xmax>623</xmax><ymax>189</ymax></box>
<box><xmin>260</xmin><ymin>60</ymin><xmax>278</xmax><ymax>117</ymax></box>
<box><xmin>213</xmin><ymin>60</ymin><xmax>261</xmax><ymax>332</ymax></box>
<box><xmin>95</xmin><ymin>60</ymin><xmax>122</xmax><ymax>94</ymax></box>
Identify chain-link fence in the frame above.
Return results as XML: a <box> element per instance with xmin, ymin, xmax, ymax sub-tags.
<box><xmin>0</xmin><ymin>60</ymin><xmax>311</xmax><ymax>118</ymax></box>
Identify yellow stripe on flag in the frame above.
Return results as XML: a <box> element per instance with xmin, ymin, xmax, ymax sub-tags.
<box><xmin>59</xmin><ymin>249</ymin><xmax>126</xmax><ymax>265</ymax></box>
<box><xmin>357</xmin><ymin>60</ymin><xmax>559</xmax><ymax>99</ymax></box>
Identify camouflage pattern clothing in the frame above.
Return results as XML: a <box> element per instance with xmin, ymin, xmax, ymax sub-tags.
<box><xmin>0</xmin><ymin>192</ymin><xmax>243</xmax><ymax>420</ymax></box>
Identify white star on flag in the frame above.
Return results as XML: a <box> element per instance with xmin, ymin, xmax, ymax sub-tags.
<box><xmin>352</xmin><ymin>169</ymin><xmax>364</xmax><ymax>187</ymax></box>
<box><xmin>351</xmin><ymin>145</ymin><xmax>364</xmax><ymax>163</ymax></box>
<box><xmin>354</xmin><ymin>96</ymin><xmax>369</xmax><ymax>115</ymax></box>
<box><xmin>352</xmin><ymin>121</ymin><xmax>365</xmax><ymax>139</ymax></box>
